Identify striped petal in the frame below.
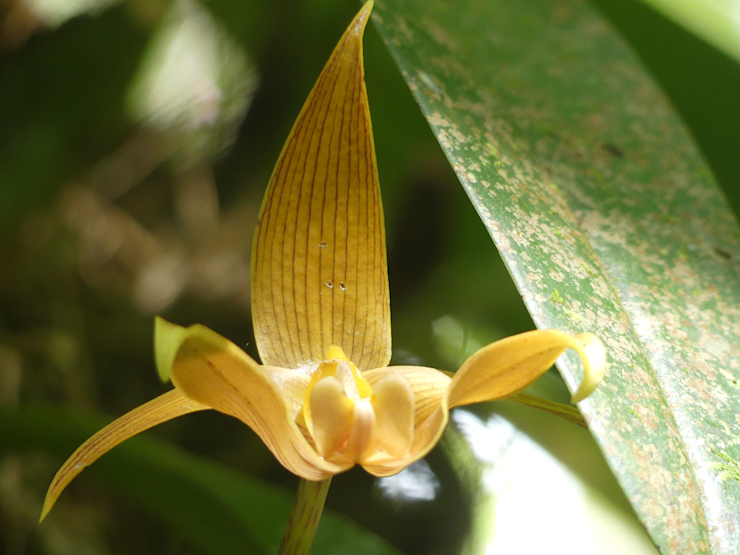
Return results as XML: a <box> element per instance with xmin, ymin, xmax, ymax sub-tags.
<box><xmin>40</xmin><ymin>389</ymin><xmax>208</xmax><ymax>521</ymax></box>
<box><xmin>251</xmin><ymin>1</ymin><xmax>390</xmax><ymax>371</ymax></box>
<box><xmin>158</xmin><ymin>318</ymin><xmax>351</xmax><ymax>480</ymax></box>
<box><xmin>447</xmin><ymin>330</ymin><xmax>606</xmax><ymax>407</ymax></box>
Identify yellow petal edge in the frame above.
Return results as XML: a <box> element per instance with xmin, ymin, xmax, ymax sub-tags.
<box><xmin>155</xmin><ymin>315</ymin><xmax>190</xmax><ymax>382</ymax></box>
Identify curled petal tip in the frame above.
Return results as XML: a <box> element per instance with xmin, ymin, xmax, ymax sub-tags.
<box><xmin>154</xmin><ymin>316</ymin><xmax>190</xmax><ymax>382</ymax></box>
<box><xmin>570</xmin><ymin>332</ymin><xmax>606</xmax><ymax>403</ymax></box>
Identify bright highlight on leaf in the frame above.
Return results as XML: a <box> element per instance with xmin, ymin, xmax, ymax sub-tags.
<box><xmin>40</xmin><ymin>0</ymin><xmax>605</xmax><ymax>524</ymax></box>
<box><xmin>127</xmin><ymin>0</ymin><xmax>257</xmax><ymax>165</ymax></box>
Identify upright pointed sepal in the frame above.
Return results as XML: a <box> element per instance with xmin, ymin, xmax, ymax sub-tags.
<box><xmin>251</xmin><ymin>1</ymin><xmax>390</xmax><ymax>371</ymax></box>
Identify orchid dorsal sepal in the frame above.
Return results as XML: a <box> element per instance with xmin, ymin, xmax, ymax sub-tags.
<box><xmin>250</xmin><ymin>0</ymin><xmax>390</xmax><ymax>373</ymax></box>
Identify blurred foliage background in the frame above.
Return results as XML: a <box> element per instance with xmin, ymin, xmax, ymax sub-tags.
<box><xmin>1</xmin><ymin>0</ymin><xmax>738</xmax><ymax>553</ymax></box>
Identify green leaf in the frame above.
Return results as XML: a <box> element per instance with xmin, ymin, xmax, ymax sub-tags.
<box><xmin>370</xmin><ymin>0</ymin><xmax>740</xmax><ymax>553</ymax></box>
<box><xmin>0</xmin><ymin>406</ymin><xmax>402</xmax><ymax>555</ymax></box>
<box><xmin>591</xmin><ymin>0</ymin><xmax>740</xmax><ymax>221</ymax></box>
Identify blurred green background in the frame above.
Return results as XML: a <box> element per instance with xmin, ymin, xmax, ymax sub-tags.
<box><xmin>1</xmin><ymin>0</ymin><xmax>738</xmax><ymax>553</ymax></box>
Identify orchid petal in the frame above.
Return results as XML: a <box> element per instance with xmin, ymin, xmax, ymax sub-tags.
<box><xmin>309</xmin><ymin>376</ymin><xmax>354</xmax><ymax>458</ymax></box>
<box><xmin>360</xmin><ymin>330</ymin><xmax>605</xmax><ymax>476</ymax></box>
<box><xmin>343</xmin><ymin>397</ymin><xmax>377</xmax><ymax>463</ymax></box>
<box><xmin>40</xmin><ymin>389</ymin><xmax>208</xmax><ymax>522</ymax></box>
<box><xmin>361</xmin><ymin>366</ymin><xmax>451</xmax><ymax>477</ymax></box>
<box><xmin>363</xmin><ymin>365</ymin><xmax>450</xmax><ymax>428</ymax></box>
<box><xmin>569</xmin><ymin>332</ymin><xmax>606</xmax><ymax>403</ymax></box>
<box><xmin>159</xmin><ymin>318</ymin><xmax>350</xmax><ymax>480</ymax></box>
<box><xmin>371</xmin><ymin>374</ymin><xmax>414</xmax><ymax>458</ymax></box>
<box><xmin>251</xmin><ymin>0</ymin><xmax>390</xmax><ymax>371</ymax></box>
<box><xmin>264</xmin><ymin>366</ymin><xmax>313</xmax><ymax>420</ymax></box>
<box><xmin>362</xmin><ymin>406</ymin><xmax>449</xmax><ymax>478</ymax></box>
<box><xmin>335</xmin><ymin>361</ymin><xmax>360</xmax><ymax>401</ymax></box>
<box><xmin>448</xmin><ymin>329</ymin><xmax>606</xmax><ymax>407</ymax></box>
<box><xmin>157</xmin><ymin>315</ymin><xmax>313</xmax><ymax>419</ymax></box>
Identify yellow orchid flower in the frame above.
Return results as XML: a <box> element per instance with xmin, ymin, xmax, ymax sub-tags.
<box><xmin>40</xmin><ymin>0</ymin><xmax>605</xmax><ymax>539</ymax></box>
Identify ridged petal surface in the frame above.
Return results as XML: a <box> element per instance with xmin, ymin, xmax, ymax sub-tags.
<box><xmin>251</xmin><ymin>2</ymin><xmax>390</xmax><ymax>371</ymax></box>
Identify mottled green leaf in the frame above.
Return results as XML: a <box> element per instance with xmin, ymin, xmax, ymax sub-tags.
<box><xmin>0</xmin><ymin>406</ymin><xmax>402</xmax><ymax>555</ymax></box>
<box><xmin>370</xmin><ymin>0</ymin><xmax>740</xmax><ymax>553</ymax></box>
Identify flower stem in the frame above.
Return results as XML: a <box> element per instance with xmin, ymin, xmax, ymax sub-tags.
<box><xmin>277</xmin><ymin>478</ymin><xmax>332</xmax><ymax>555</ymax></box>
